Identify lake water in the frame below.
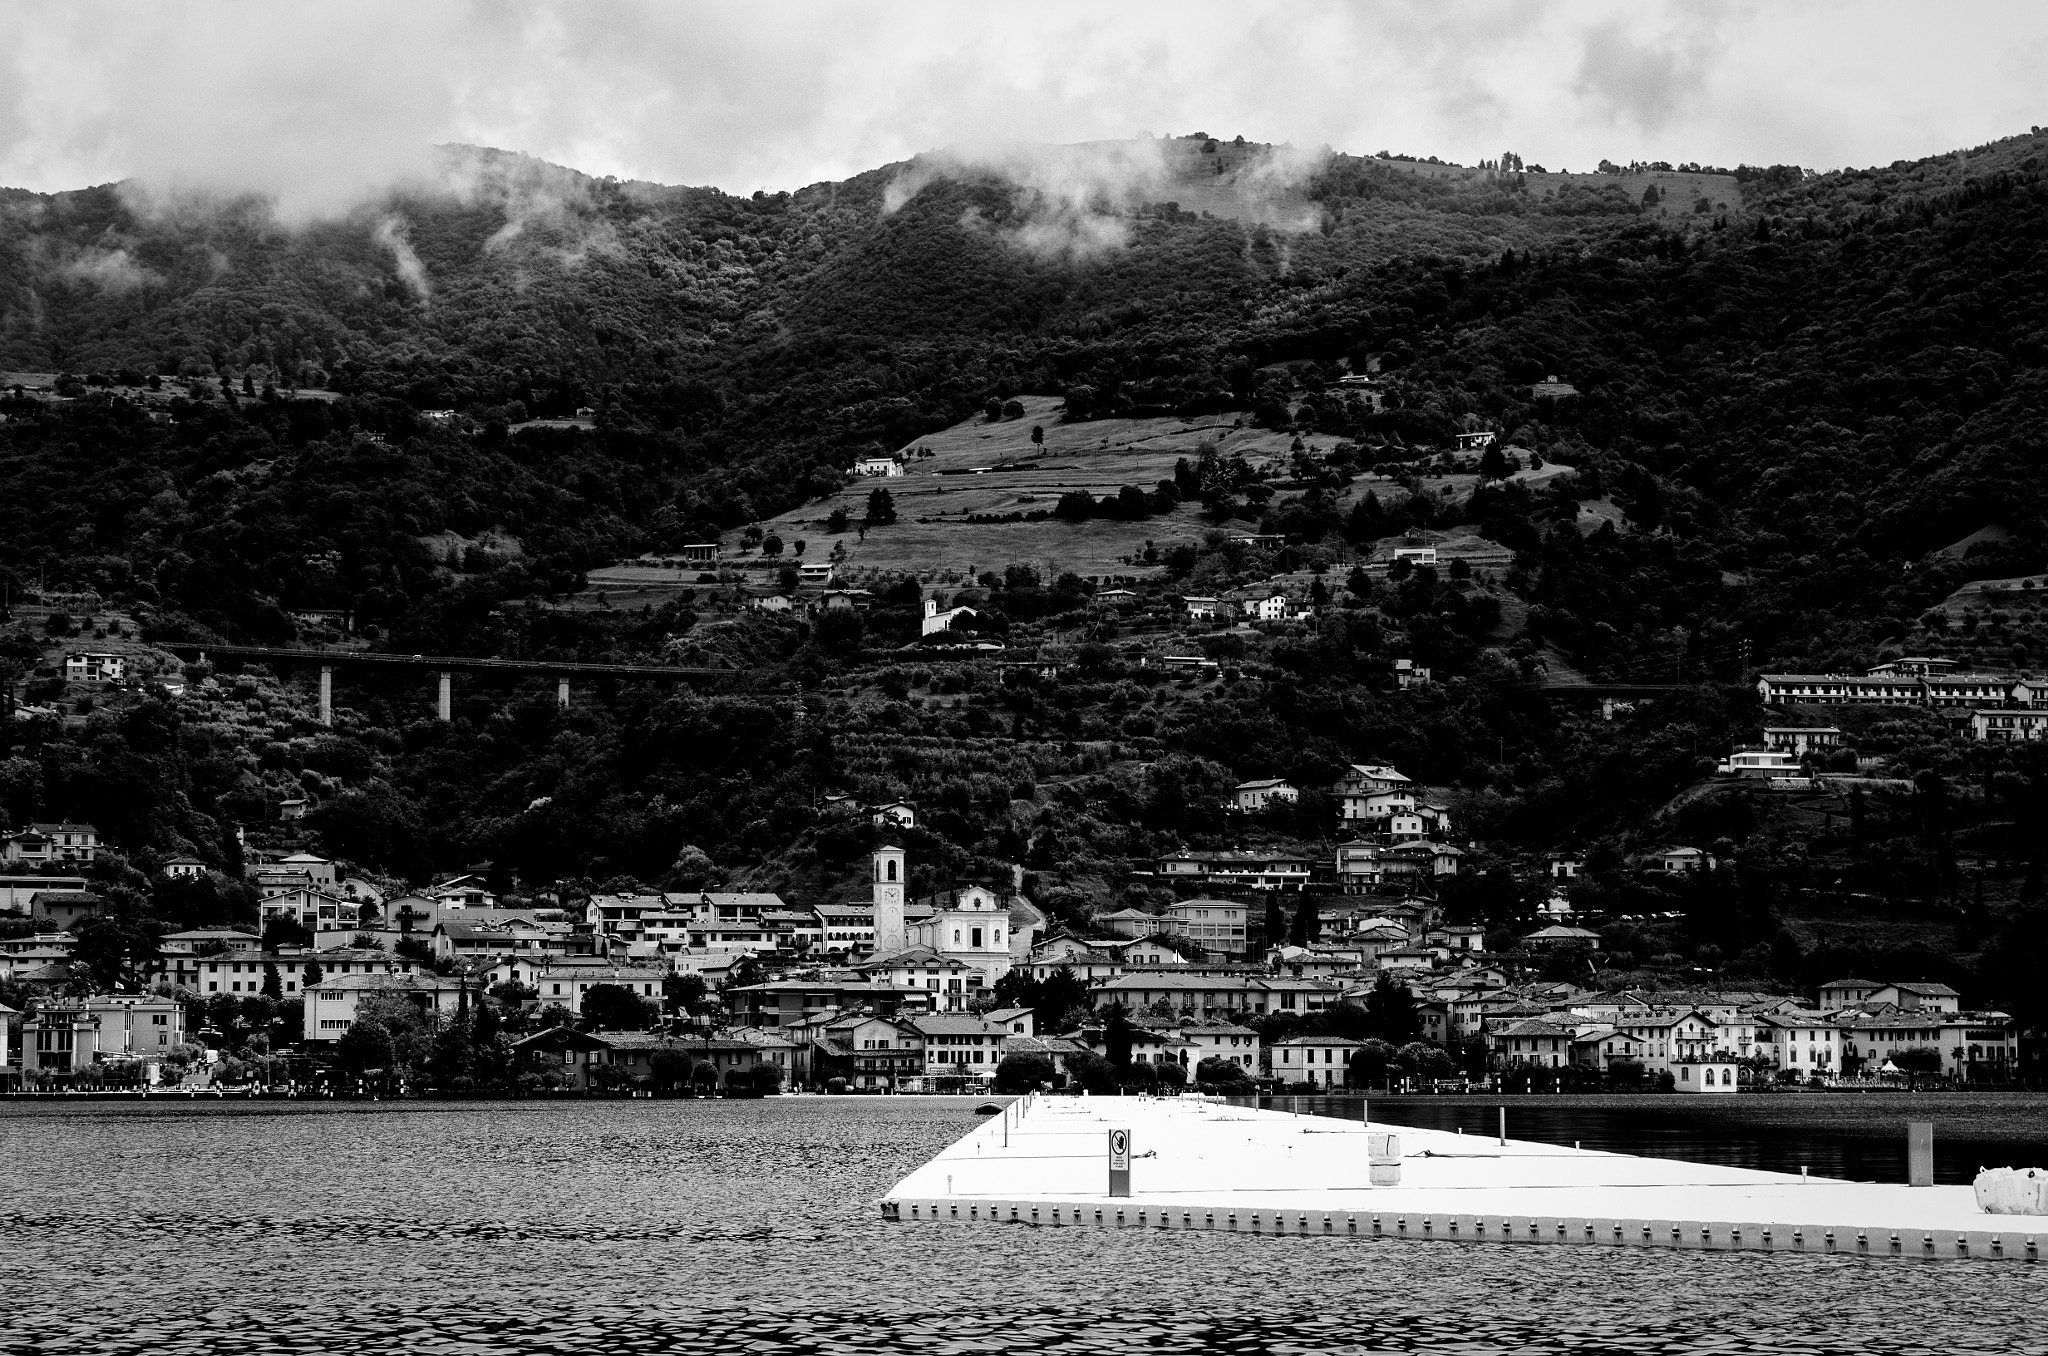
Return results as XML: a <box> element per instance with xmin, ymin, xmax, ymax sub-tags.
<box><xmin>3</xmin><ymin>1096</ymin><xmax>2044</xmax><ymax>1355</ymax></box>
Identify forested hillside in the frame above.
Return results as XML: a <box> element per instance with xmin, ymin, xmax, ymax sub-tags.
<box><xmin>4</xmin><ymin>129</ymin><xmax>2047</xmax><ymax>1015</ymax></box>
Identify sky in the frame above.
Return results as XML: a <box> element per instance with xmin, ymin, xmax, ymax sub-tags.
<box><xmin>2</xmin><ymin>0</ymin><xmax>2045</xmax><ymax>214</ymax></box>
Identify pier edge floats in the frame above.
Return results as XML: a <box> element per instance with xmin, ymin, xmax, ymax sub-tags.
<box><xmin>880</xmin><ymin>1095</ymin><xmax>2042</xmax><ymax>1263</ymax></box>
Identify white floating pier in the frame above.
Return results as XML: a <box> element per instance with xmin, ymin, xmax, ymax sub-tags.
<box><xmin>881</xmin><ymin>1096</ymin><xmax>2039</xmax><ymax>1262</ymax></box>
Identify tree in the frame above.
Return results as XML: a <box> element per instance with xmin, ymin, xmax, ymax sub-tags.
<box><xmin>1034</xmin><ymin>965</ymin><xmax>1090</xmax><ymax>1032</ymax></box>
<box><xmin>1541</xmin><ymin>942</ymin><xmax>1597</xmax><ymax>983</ymax></box>
<box><xmin>1478</xmin><ymin>444</ymin><xmax>1511</xmax><ymax>480</ymax></box>
<box><xmin>1054</xmin><ymin>491</ymin><xmax>1096</xmax><ymax>522</ymax></box>
<box><xmin>1394</xmin><ymin>1040</ymin><xmax>1453</xmax><ymax>1083</ymax></box>
<box><xmin>70</xmin><ymin>914</ymin><xmax>163</xmax><ymax>992</ymax></box>
<box><xmin>428</xmin><ymin>1011</ymin><xmax>480</xmax><ymax>1091</ymax></box>
<box><xmin>261</xmin><ymin>962</ymin><xmax>283</xmax><ymax>1000</ymax></box>
<box><xmin>1119</xmin><ymin>1059</ymin><xmax>1160</xmax><ymax>1093</ymax></box>
<box><xmin>748</xmin><ymin>1062</ymin><xmax>785</xmax><ymax>1096</ymax></box>
<box><xmin>468</xmin><ymin>998</ymin><xmax>507</xmax><ymax>1087</ymax></box>
<box><xmin>1065</xmin><ymin>1050</ymin><xmax>1119</xmax><ymax>1094</ymax></box>
<box><xmin>1153</xmin><ymin>1060</ymin><xmax>1188</xmax><ymax>1091</ymax></box>
<box><xmin>354</xmin><ymin>993</ymin><xmax>437</xmax><ymax>1078</ymax></box>
<box><xmin>650</xmin><ymin>1048</ymin><xmax>693</xmax><ymax>1093</ymax></box>
<box><xmin>865</xmin><ymin>488</ymin><xmax>897</xmax><ymax>526</ymax></box>
<box><xmin>1262</xmin><ymin>896</ymin><xmax>1286</xmax><ymax>949</ymax></box>
<box><xmin>335</xmin><ymin>1018</ymin><xmax>394</xmax><ymax>1074</ymax></box>
<box><xmin>663</xmin><ymin>972</ymin><xmax>708</xmax><ymax>1017</ymax></box>
<box><xmin>301</xmin><ymin>958</ymin><xmax>324</xmax><ymax>989</ymax></box>
<box><xmin>1030</xmin><ymin>425</ymin><xmax>1044</xmax><ymax>452</ymax></box>
<box><xmin>581</xmin><ymin>983</ymin><xmax>659</xmax><ymax>1031</ymax></box>
<box><xmin>826</xmin><ymin>507</ymin><xmax>849</xmax><ymax>533</ymax></box>
<box><xmin>1288</xmin><ymin>897</ymin><xmax>1321</xmax><ymax>945</ymax></box>
<box><xmin>1348</xmin><ymin>1038</ymin><xmax>1398</xmax><ymax>1089</ymax></box>
<box><xmin>1364</xmin><ymin>973</ymin><xmax>1420</xmax><ymax>1044</ymax></box>
<box><xmin>1893</xmin><ymin>1046</ymin><xmax>1943</xmax><ymax>1089</ymax></box>
<box><xmin>995</xmin><ymin>1052</ymin><xmax>1055</xmax><ymax>1092</ymax></box>
<box><xmin>1103</xmin><ymin>1004</ymin><xmax>1135</xmax><ymax>1067</ymax></box>
<box><xmin>761</xmin><ymin>533</ymin><xmax>784</xmax><ymax>557</ymax></box>
<box><xmin>815</xmin><ymin>607</ymin><xmax>864</xmax><ymax>654</ymax></box>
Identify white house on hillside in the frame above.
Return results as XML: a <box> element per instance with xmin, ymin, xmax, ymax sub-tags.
<box><xmin>921</xmin><ymin>599</ymin><xmax>977</xmax><ymax>635</ymax></box>
<box><xmin>1233</xmin><ymin>778</ymin><xmax>1298</xmax><ymax>811</ymax></box>
<box><xmin>1334</xmin><ymin>764</ymin><xmax>1412</xmax><ymax>820</ymax></box>
<box><xmin>64</xmin><ymin>653</ymin><xmax>127</xmax><ymax>683</ymax></box>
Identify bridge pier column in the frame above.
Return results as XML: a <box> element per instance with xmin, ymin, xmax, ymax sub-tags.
<box><xmin>437</xmin><ymin>671</ymin><xmax>452</xmax><ymax>722</ymax></box>
<box><xmin>319</xmin><ymin>666</ymin><xmax>333</xmax><ymax>726</ymax></box>
<box><xmin>557</xmin><ymin>677</ymin><xmax>571</xmax><ymax>708</ymax></box>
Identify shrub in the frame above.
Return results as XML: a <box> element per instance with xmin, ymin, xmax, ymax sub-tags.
<box><xmin>1195</xmin><ymin>1056</ymin><xmax>1253</xmax><ymax>1089</ymax></box>
<box><xmin>1065</xmin><ymin>1050</ymin><xmax>1120</xmax><ymax>1094</ymax></box>
<box><xmin>994</xmin><ymin>1052</ymin><xmax>1055</xmax><ymax>1092</ymax></box>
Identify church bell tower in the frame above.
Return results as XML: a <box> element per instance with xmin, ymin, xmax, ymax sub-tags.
<box><xmin>872</xmin><ymin>844</ymin><xmax>907</xmax><ymax>954</ymax></box>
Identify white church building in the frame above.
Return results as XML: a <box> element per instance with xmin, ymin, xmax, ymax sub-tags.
<box><xmin>867</xmin><ymin>845</ymin><xmax>1042</xmax><ymax>999</ymax></box>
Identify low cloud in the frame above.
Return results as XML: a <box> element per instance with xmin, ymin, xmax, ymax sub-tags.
<box><xmin>443</xmin><ymin>147</ymin><xmax>601</xmax><ymax>258</ymax></box>
<box><xmin>887</xmin><ymin>139</ymin><xmax>1170</xmax><ymax>258</ymax></box>
<box><xmin>887</xmin><ymin>136</ymin><xmax>1328</xmax><ymax>259</ymax></box>
<box><xmin>0</xmin><ymin>2</ymin><xmax>2043</xmax><ymax>223</ymax></box>
<box><xmin>372</xmin><ymin>214</ymin><xmax>431</xmax><ymax>301</ymax></box>
<box><xmin>56</xmin><ymin>245</ymin><xmax>157</xmax><ymax>293</ymax></box>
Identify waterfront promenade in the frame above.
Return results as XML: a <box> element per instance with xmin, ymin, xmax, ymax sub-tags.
<box><xmin>883</xmin><ymin>1096</ymin><xmax>2037</xmax><ymax>1260</ymax></box>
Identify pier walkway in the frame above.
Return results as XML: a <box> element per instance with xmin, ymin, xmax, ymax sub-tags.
<box><xmin>882</xmin><ymin>1096</ymin><xmax>2037</xmax><ymax>1262</ymax></box>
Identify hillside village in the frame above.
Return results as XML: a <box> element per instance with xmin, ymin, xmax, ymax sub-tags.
<box><xmin>1</xmin><ymin>766</ymin><xmax>2023</xmax><ymax>1094</ymax></box>
<box><xmin>4</xmin><ymin>424</ymin><xmax>2045</xmax><ymax>1097</ymax></box>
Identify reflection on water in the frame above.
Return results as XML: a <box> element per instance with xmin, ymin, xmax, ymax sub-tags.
<box><xmin>2</xmin><ymin>1098</ymin><xmax>2042</xmax><ymax>1355</ymax></box>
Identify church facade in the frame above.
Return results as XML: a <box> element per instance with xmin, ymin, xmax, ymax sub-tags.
<box><xmin>869</xmin><ymin>845</ymin><xmax>1039</xmax><ymax>991</ymax></box>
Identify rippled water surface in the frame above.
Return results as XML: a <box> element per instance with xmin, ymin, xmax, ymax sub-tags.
<box><xmin>3</xmin><ymin>1098</ymin><xmax>2044</xmax><ymax>1355</ymax></box>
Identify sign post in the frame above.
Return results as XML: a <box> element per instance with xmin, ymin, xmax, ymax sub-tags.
<box><xmin>1108</xmin><ymin>1127</ymin><xmax>1132</xmax><ymax>1197</ymax></box>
